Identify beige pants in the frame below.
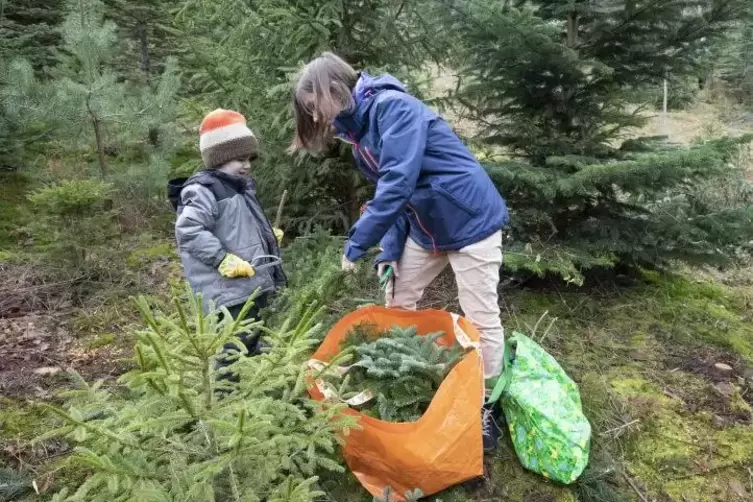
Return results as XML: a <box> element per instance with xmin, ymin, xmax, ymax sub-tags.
<box><xmin>385</xmin><ymin>231</ymin><xmax>505</xmax><ymax>379</ymax></box>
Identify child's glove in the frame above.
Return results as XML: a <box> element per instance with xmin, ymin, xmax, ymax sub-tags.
<box><xmin>218</xmin><ymin>254</ymin><xmax>255</xmax><ymax>278</ymax></box>
<box><xmin>273</xmin><ymin>227</ymin><xmax>284</xmax><ymax>245</ymax></box>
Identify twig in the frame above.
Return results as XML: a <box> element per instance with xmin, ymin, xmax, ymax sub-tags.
<box><xmin>274</xmin><ymin>189</ymin><xmax>288</xmax><ymax>228</ymax></box>
<box><xmin>538</xmin><ymin>316</ymin><xmax>558</xmax><ymax>344</ymax></box>
<box><xmin>600</xmin><ymin>419</ymin><xmax>640</xmax><ymax>438</ymax></box>
<box><xmin>669</xmin><ymin>462</ymin><xmax>740</xmax><ymax>480</ymax></box>
<box><xmin>530</xmin><ymin>310</ymin><xmax>549</xmax><ymax>338</ymax></box>
<box><xmin>621</xmin><ymin>471</ymin><xmax>650</xmax><ymax>502</ymax></box>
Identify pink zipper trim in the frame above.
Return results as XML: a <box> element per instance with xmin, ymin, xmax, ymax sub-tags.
<box><xmin>362</xmin><ymin>147</ymin><xmax>379</xmax><ymax>171</ymax></box>
<box><xmin>407</xmin><ymin>204</ymin><xmax>438</xmax><ymax>254</ymax></box>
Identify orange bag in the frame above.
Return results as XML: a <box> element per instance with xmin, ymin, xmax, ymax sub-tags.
<box><xmin>307</xmin><ymin>306</ymin><xmax>485</xmax><ymax>500</ymax></box>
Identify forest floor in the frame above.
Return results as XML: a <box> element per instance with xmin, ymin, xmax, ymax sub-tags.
<box><xmin>2</xmin><ymin>102</ymin><xmax>753</xmax><ymax>501</ymax></box>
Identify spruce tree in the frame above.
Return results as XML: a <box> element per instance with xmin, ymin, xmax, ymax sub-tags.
<box><xmin>0</xmin><ymin>58</ymin><xmax>51</xmax><ymax>169</ymax></box>
<box><xmin>448</xmin><ymin>0</ymin><xmax>753</xmax><ymax>283</ymax></box>
<box><xmin>0</xmin><ymin>0</ymin><xmax>65</xmax><ymax>74</ymax></box>
<box><xmin>40</xmin><ymin>286</ymin><xmax>354</xmax><ymax>501</ymax></box>
<box><xmin>102</xmin><ymin>0</ymin><xmax>179</xmax><ymax>83</ymax></box>
<box><xmin>717</xmin><ymin>16</ymin><xmax>753</xmax><ymax>104</ymax></box>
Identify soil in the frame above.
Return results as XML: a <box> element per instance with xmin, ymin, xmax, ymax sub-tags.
<box><xmin>664</xmin><ymin>346</ymin><xmax>753</xmax><ymax>425</ymax></box>
<box><xmin>0</xmin><ymin>311</ymin><xmax>128</xmax><ymax>398</ymax></box>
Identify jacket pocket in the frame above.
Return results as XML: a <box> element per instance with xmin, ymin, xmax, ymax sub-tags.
<box><xmin>434</xmin><ymin>183</ymin><xmax>480</xmax><ymax>217</ymax></box>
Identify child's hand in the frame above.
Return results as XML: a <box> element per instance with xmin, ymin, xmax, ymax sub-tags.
<box><xmin>218</xmin><ymin>254</ymin><xmax>256</xmax><ymax>278</ymax></box>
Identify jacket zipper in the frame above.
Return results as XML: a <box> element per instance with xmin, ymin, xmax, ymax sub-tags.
<box><xmin>352</xmin><ymin>136</ymin><xmax>438</xmax><ymax>254</ymax></box>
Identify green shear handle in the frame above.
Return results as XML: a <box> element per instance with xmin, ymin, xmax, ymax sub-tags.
<box><xmin>379</xmin><ymin>265</ymin><xmax>394</xmax><ymax>290</ymax></box>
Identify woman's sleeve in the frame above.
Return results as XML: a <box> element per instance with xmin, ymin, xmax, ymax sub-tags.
<box><xmin>344</xmin><ymin>95</ymin><xmax>427</xmax><ymax>262</ymax></box>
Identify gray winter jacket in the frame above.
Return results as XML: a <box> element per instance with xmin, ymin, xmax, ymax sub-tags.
<box><xmin>175</xmin><ymin>170</ymin><xmax>286</xmax><ymax>312</ymax></box>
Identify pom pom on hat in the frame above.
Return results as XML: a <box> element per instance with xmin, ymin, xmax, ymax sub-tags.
<box><xmin>199</xmin><ymin>109</ymin><xmax>259</xmax><ymax>168</ymax></box>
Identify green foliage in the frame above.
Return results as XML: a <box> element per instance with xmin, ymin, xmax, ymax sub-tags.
<box><xmin>0</xmin><ymin>0</ymin><xmax>65</xmax><ymax>74</ymax></box>
<box><xmin>0</xmin><ymin>57</ymin><xmax>53</xmax><ymax>169</ymax></box>
<box><xmin>27</xmin><ymin>178</ymin><xmax>112</xmax><ymax>217</ymax></box>
<box><xmin>27</xmin><ymin>178</ymin><xmax>115</xmax><ymax>267</ymax></box>
<box><xmin>373</xmin><ymin>487</ymin><xmax>423</xmax><ymax>502</ymax></box>
<box><xmin>645</xmin><ymin>75</ymin><xmax>700</xmax><ymax>111</ymax></box>
<box><xmin>174</xmin><ymin>0</ymin><xmax>443</xmax><ymax>234</ymax></box>
<box><xmin>449</xmin><ymin>1</ymin><xmax>753</xmax><ymax>284</ymax></box>
<box><xmin>717</xmin><ymin>17</ymin><xmax>753</xmax><ymax>104</ymax></box>
<box><xmin>265</xmin><ymin>230</ymin><xmax>382</xmax><ymax>330</ymax></box>
<box><xmin>102</xmin><ymin>0</ymin><xmax>180</xmax><ymax>83</ymax></box>
<box><xmin>332</xmin><ymin>325</ymin><xmax>463</xmax><ymax>422</ymax></box>
<box><xmin>39</xmin><ymin>284</ymin><xmax>355</xmax><ymax>502</ymax></box>
<box><xmin>42</xmin><ymin>0</ymin><xmax>181</xmax><ymax>178</ymax></box>
<box><xmin>0</xmin><ymin>467</ymin><xmax>33</xmax><ymax>501</ymax></box>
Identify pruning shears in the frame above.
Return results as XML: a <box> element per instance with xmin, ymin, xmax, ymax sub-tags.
<box><xmin>379</xmin><ymin>265</ymin><xmax>394</xmax><ymax>291</ymax></box>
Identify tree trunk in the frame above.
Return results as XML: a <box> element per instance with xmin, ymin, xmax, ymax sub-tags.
<box><xmin>93</xmin><ymin>117</ymin><xmax>108</xmax><ymax>176</ymax></box>
<box><xmin>92</xmin><ymin>115</ymin><xmax>108</xmax><ymax>176</ymax></box>
<box><xmin>567</xmin><ymin>12</ymin><xmax>579</xmax><ymax>48</ymax></box>
<box><xmin>138</xmin><ymin>21</ymin><xmax>151</xmax><ymax>82</ymax></box>
<box><xmin>86</xmin><ymin>93</ymin><xmax>108</xmax><ymax>176</ymax></box>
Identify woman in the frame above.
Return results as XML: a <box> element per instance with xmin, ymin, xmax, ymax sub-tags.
<box><xmin>289</xmin><ymin>52</ymin><xmax>509</xmax><ymax>451</ymax></box>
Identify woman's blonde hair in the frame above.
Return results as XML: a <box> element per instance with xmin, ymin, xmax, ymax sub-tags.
<box><xmin>289</xmin><ymin>52</ymin><xmax>359</xmax><ymax>154</ymax></box>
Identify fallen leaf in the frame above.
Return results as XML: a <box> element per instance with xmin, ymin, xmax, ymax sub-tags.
<box><xmin>33</xmin><ymin>366</ymin><xmax>61</xmax><ymax>375</ymax></box>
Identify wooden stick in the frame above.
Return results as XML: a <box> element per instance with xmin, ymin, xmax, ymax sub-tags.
<box><xmin>274</xmin><ymin>189</ymin><xmax>288</xmax><ymax>228</ymax></box>
<box><xmin>621</xmin><ymin>472</ymin><xmax>650</xmax><ymax>502</ymax></box>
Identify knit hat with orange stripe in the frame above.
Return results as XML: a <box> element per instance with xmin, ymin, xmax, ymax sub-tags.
<box><xmin>199</xmin><ymin>109</ymin><xmax>259</xmax><ymax>168</ymax></box>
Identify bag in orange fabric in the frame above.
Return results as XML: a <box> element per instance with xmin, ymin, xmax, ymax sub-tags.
<box><xmin>307</xmin><ymin>306</ymin><xmax>485</xmax><ymax>501</ymax></box>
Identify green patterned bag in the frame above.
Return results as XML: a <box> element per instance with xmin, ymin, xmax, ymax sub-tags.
<box><xmin>487</xmin><ymin>333</ymin><xmax>591</xmax><ymax>484</ymax></box>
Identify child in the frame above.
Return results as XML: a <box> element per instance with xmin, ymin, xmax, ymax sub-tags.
<box><xmin>174</xmin><ymin>109</ymin><xmax>286</xmax><ymax>379</ymax></box>
<box><xmin>290</xmin><ymin>53</ymin><xmax>509</xmax><ymax>451</ymax></box>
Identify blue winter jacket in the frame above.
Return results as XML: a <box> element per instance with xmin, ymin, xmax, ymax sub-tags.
<box><xmin>333</xmin><ymin>72</ymin><xmax>508</xmax><ymax>264</ymax></box>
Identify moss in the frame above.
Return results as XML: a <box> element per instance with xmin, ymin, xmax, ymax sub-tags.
<box><xmin>483</xmin><ymin>454</ymin><xmax>577</xmax><ymax>502</ymax></box>
<box><xmin>642</xmin><ymin>272</ymin><xmax>753</xmax><ymax>361</ymax></box>
<box><xmin>611</xmin><ymin>372</ymin><xmax>753</xmax><ymax>501</ymax></box>
<box><xmin>715</xmin><ymin>425</ymin><xmax>753</xmax><ymax>463</ymax></box>
<box><xmin>85</xmin><ymin>332</ymin><xmax>117</xmax><ymax>350</ymax></box>
<box><xmin>0</xmin><ymin>398</ymin><xmax>50</xmax><ymax>440</ymax></box>
<box><xmin>125</xmin><ymin>240</ymin><xmax>175</xmax><ymax>268</ymax></box>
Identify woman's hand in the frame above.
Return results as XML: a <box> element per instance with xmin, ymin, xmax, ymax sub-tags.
<box><xmin>341</xmin><ymin>255</ymin><xmax>357</xmax><ymax>272</ymax></box>
<box><xmin>377</xmin><ymin>261</ymin><xmax>398</xmax><ymax>279</ymax></box>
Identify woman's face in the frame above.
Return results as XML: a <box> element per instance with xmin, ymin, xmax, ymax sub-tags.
<box><xmin>305</xmin><ymin>93</ymin><xmax>339</xmax><ymax>132</ymax></box>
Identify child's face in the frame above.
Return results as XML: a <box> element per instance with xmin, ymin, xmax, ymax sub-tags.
<box><xmin>219</xmin><ymin>158</ymin><xmax>251</xmax><ymax>177</ymax></box>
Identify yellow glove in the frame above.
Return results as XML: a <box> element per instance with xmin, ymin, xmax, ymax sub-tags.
<box><xmin>218</xmin><ymin>254</ymin><xmax>255</xmax><ymax>278</ymax></box>
<box><xmin>273</xmin><ymin>227</ymin><xmax>284</xmax><ymax>245</ymax></box>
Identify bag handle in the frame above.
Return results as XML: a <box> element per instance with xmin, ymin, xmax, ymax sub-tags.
<box><xmin>450</xmin><ymin>313</ymin><xmax>479</xmax><ymax>351</ymax></box>
<box><xmin>308</xmin><ymin>359</ymin><xmax>376</xmax><ymax>406</ymax></box>
<box><xmin>486</xmin><ymin>337</ymin><xmax>517</xmax><ymax>405</ymax></box>
<box><xmin>250</xmin><ymin>255</ymin><xmax>282</xmax><ymax>271</ymax></box>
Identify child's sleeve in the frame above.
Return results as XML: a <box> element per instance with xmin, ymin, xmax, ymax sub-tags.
<box><xmin>175</xmin><ymin>184</ymin><xmax>226</xmax><ymax>267</ymax></box>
